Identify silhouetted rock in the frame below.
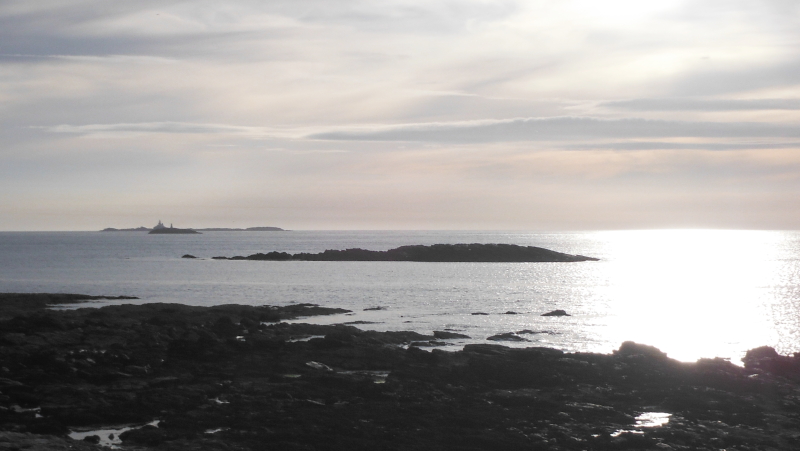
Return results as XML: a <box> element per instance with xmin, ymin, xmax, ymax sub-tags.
<box><xmin>743</xmin><ymin>346</ymin><xmax>800</xmax><ymax>380</ymax></box>
<box><xmin>541</xmin><ymin>309</ymin><xmax>570</xmax><ymax>316</ymax></box>
<box><xmin>614</xmin><ymin>341</ymin><xmax>669</xmax><ymax>359</ymax></box>
<box><xmin>181</xmin><ymin>254</ymin><xmax>197</xmax><ymax>259</ymax></box>
<box><xmin>471</xmin><ymin>312</ymin><xmax>489</xmax><ymax>315</ymax></box>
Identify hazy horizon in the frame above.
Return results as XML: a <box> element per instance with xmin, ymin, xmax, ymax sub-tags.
<box><xmin>2</xmin><ymin>1</ymin><xmax>799</xmax><ymax>231</ymax></box>
<box><xmin>4</xmin><ymin>225</ymin><xmax>800</xmax><ymax>233</ymax></box>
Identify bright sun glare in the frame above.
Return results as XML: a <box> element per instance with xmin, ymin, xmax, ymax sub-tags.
<box><xmin>594</xmin><ymin>229</ymin><xmax>785</xmax><ymax>362</ymax></box>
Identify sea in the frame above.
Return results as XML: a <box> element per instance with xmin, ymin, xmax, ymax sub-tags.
<box><xmin>2</xmin><ymin>229</ymin><xmax>799</xmax><ymax>364</ymax></box>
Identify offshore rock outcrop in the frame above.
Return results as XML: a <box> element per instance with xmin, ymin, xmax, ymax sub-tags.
<box><xmin>211</xmin><ymin>243</ymin><xmax>599</xmax><ymax>262</ymax></box>
<box><xmin>542</xmin><ymin>309</ymin><xmax>571</xmax><ymax>317</ymax></box>
<box><xmin>3</xmin><ymin>294</ymin><xmax>800</xmax><ymax>450</ymax></box>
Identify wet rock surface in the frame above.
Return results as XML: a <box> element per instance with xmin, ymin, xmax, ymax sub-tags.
<box><xmin>2</xmin><ymin>294</ymin><xmax>800</xmax><ymax>450</ymax></box>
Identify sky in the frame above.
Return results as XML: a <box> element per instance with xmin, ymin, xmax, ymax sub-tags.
<box><xmin>1</xmin><ymin>0</ymin><xmax>800</xmax><ymax>231</ymax></box>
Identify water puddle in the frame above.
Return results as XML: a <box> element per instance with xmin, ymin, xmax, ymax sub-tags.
<box><xmin>611</xmin><ymin>412</ymin><xmax>671</xmax><ymax>437</ymax></box>
<box><xmin>635</xmin><ymin>412</ymin><xmax>672</xmax><ymax>427</ymax></box>
<box><xmin>69</xmin><ymin>420</ymin><xmax>159</xmax><ymax>448</ymax></box>
<box><xmin>287</xmin><ymin>335</ymin><xmax>324</xmax><ymax>343</ymax></box>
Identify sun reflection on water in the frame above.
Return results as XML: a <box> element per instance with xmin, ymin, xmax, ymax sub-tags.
<box><xmin>588</xmin><ymin>229</ymin><xmax>790</xmax><ymax>362</ymax></box>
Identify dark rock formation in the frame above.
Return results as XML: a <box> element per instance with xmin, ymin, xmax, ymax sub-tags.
<box><xmin>542</xmin><ymin>309</ymin><xmax>570</xmax><ymax>317</ymax></box>
<box><xmin>181</xmin><ymin>254</ymin><xmax>197</xmax><ymax>259</ymax></box>
<box><xmin>101</xmin><ymin>227</ymin><xmax>150</xmax><ymax>232</ymax></box>
<box><xmin>516</xmin><ymin>329</ymin><xmax>558</xmax><ymax>335</ymax></box>
<box><xmin>743</xmin><ymin>346</ymin><xmax>800</xmax><ymax>380</ymax></box>
<box><xmin>487</xmin><ymin>332</ymin><xmax>529</xmax><ymax>342</ymax></box>
<box><xmin>0</xmin><ymin>293</ymin><xmax>138</xmax><ymax>320</ymax></box>
<box><xmin>212</xmin><ymin>243</ymin><xmax>599</xmax><ymax>262</ymax></box>
<box><xmin>433</xmin><ymin>331</ymin><xmax>471</xmax><ymax>339</ymax></box>
<box><xmin>3</xmin><ymin>294</ymin><xmax>800</xmax><ymax>451</ymax></box>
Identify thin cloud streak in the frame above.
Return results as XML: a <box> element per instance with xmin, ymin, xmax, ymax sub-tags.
<box><xmin>309</xmin><ymin>117</ymin><xmax>800</xmax><ymax>143</ymax></box>
<box><xmin>601</xmin><ymin>98</ymin><xmax>800</xmax><ymax>112</ymax></box>
<box><xmin>45</xmin><ymin>118</ymin><xmax>800</xmax><ymax>152</ymax></box>
<box><xmin>40</xmin><ymin>122</ymin><xmax>300</xmax><ymax>139</ymax></box>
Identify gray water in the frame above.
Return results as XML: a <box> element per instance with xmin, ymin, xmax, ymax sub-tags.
<box><xmin>2</xmin><ymin>229</ymin><xmax>799</xmax><ymax>362</ymax></box>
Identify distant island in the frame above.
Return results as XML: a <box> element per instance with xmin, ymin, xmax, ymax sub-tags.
<box><xmin>209</xmin><ymin>243</ymin><xmax>599</xmax><ymax>262</ymax></box>
<box><xmin>101</xmin><ymin>221</ymin><xmax>285</xmax><ymax>232</ymax></box>
<box><xmin>100</xmin><ymin>226</ymin><xmax>151</xmax><ymax>232</ymax></box>
<box><xmin>197</xmin><ymin>227</ymin><xmax>285</xmax><ymax>231</ymax></box>
<box><xmin>148</xmin><ymin>220</ymin><xmax>200</xmax><ymax>234</ymax></box>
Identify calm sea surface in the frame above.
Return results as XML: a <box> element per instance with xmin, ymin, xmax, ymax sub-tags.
<box><xmin>1</xmin><ymin>229</ymin><xmax>799</xmax><ymax>363</ymax></box>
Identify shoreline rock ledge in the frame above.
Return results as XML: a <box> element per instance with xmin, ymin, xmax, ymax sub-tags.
<box><xmin>4</xmin><ymin>294</ymin><xmax>800</xmax><ymax>450</ymax></box>
<box><xmin>210</xmin><ymin>243</ymin><xmax>599</xmax><ymax>262</ymax></box>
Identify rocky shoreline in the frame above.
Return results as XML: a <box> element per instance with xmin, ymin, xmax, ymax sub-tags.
<box><xmin>2</xmin><ymin>293</ymin><xmax>800</xmax><ymax>450</ymax></box>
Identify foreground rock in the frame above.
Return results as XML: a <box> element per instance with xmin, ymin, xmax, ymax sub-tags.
<box><xmin>2</xmin><ymin>295</ymin><xmax>800</xmax><ymax>450</ymax></box>
<box><xmin>210</xmin><ymin>243</ymin><xmax>600</xmax><ymax>262</ymax></box>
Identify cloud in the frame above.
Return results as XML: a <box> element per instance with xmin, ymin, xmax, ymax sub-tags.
<box><xmin>565</xmin><ymin>141</ymin><xmax>800</xmax><ymax>151</ymax></box>
<box><xmin>308</xmin><ymin>117</ymin><xmax>800</xmax><ymax>143</ymax></box>
<box><xmin>38</xmin><ymin>122</ymin><xmax>309</xmax><ymax>139</ymax></box>
<box><xmin>665</xmin><ymin>59</ymin><xmax>800</xmax><ymax>98</ymax></box>
<box><xmin>47</xmin><ymin>117</ymin><xmax>800</xmax><ymax>150</ymax></box>
<box><xmin>44</xmin><ymin>121</ymin><xmax>262</xmax><ymax>135</ymax></box>
<box><xmin>600</xmin><ymin>98</ymin><xmax>800</xmax><ymax>112</ymax></box>
<box><xmin>4</xmin><ymin>0</ymin><xmax>800</xmax><ymax>230</ymax></box>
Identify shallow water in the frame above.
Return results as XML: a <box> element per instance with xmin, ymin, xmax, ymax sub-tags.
<box><xmin>1</xmin><ymin>229</ymin><xmax>798</xmax><ymax>363</ymax></box>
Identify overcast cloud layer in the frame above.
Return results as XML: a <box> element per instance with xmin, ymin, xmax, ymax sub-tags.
<box><xmin>2</xmin><ymin>0</ymin><xmax>800</xmax><ymax>230</ymax></box>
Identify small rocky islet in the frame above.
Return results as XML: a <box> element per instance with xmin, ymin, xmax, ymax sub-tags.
<box><xmin>2</xmin><ymin>294</ymin><xmax>800</xmax><ymax>450</ymax></box>
<box><xmin>205</xmin><ymin>243</ymin><xmax>599</xmax><ymax>262</ymax></box>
